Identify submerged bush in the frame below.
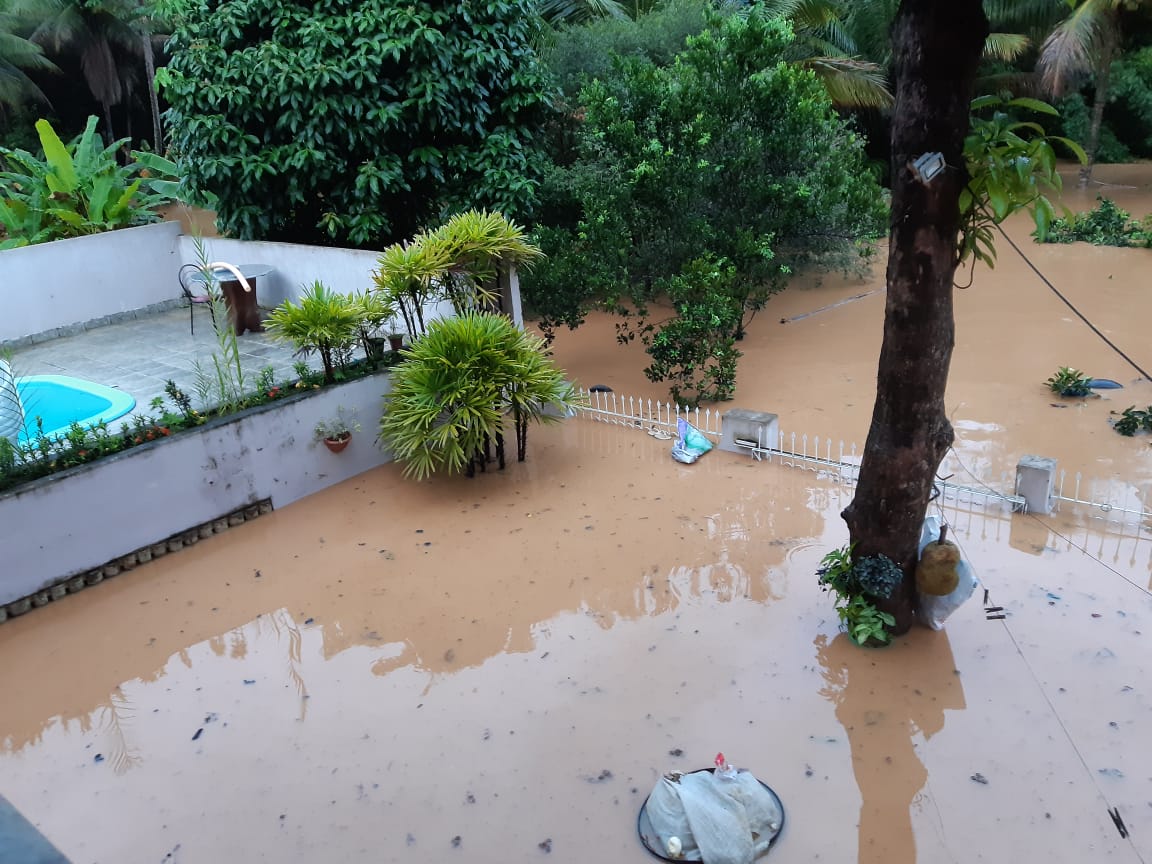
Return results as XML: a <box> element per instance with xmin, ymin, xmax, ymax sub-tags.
<box><xmin>1039</xmin><ymin>197</ymin><xmax>1152</xmax><ymax>248</ymax></box>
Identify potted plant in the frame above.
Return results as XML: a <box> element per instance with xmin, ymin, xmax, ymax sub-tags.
<box><xmin>314</xmin><ymin>407</ymin><xmax>360</xmax><ymax>454</ymax></box>
<box><xmin>817</xmin><ymin>544</ymin><xmax>902</xmax><ymax>647</ymax></box>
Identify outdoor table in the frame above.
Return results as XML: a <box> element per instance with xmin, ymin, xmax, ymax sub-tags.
<box><xmin>190</xmin><ymin>264</ymin><xmax>273</xmax><ymax>335</ymax></box>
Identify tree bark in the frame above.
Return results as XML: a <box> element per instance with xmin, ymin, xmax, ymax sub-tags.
<box><xmin>142</xmin><ymin>27</ymin><xmax>164</xmax><ymax>151</ymax></box>
<box><xmin>841</xmin><ymin>0</ymin><xmax>988</xmax><ymax>634</ymax></box>
<box><xmin>1079</xmin><ymin>24</ymin><xmax>1116</xmax><ymax>189</ymax></box>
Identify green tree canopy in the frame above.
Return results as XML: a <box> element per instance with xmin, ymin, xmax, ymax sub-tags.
<box><xmin>525</xmin><ymin>6</ymin><xmax>886</xmax><ymax>340</ymax></box>
<box><xmin>163</xmin><ymin>0</ymin><xmax>556</xmax><ymax>247</ymax></box>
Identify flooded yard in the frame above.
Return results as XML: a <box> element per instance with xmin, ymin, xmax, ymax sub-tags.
<box><xmin>2</xmin><ymin>165</ymin><xmax>1151</xmax><ymax>863</ymax></box>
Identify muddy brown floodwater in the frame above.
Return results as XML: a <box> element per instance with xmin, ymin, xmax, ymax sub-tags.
<box><xmin>2</xmin><ymin>166</ymin><xmax>1152</xmax><ymax>864</ymax></box>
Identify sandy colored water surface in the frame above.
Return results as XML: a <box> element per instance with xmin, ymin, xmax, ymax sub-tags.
<box><xmin>2</xmin><ymin>166</ymin><xmax>1151</xmax><ymax>864</ymax></box>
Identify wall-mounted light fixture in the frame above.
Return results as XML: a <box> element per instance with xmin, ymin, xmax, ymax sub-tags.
<box><xmin>911</xmin><ymin>151</ymin><xmax>946</xmax><ymax>184</ymax></box>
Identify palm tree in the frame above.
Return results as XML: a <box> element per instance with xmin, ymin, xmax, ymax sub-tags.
<box><xmin>1035</xmin><ymin>0</ymin><xmax>1146</xmax><ymax>187</ymax></box>
<box><xmin>538</xmin><ymin>0</ymin><xmax>629</xmax><ymax>26</ymax></box>
<box><xmin>19</xmin><ymin>0</ymin><xmax>146</xmax><ymax>142</ymax></box>
<box><xmin>0</xmin><ymin>0</ymin><xmax>56</xmax><ymax>118</ymax></box>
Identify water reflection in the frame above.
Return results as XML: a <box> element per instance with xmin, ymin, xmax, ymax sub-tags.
<box><xmin>816</xmin><ymin>631</ymin><xmax>965</xmax><ymax>864</ymax></box>
<box><xmin>0</xmin><ymin>445</ymin><xmax>828</xmax><ymax>756</ymax></box>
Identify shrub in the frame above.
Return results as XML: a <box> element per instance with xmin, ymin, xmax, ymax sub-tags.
<box><xmin>1040</xmin><ymin>197</ymin><xmax>1152</xmax><ymax>248</ymax></box>
<box><xmin>1045</xmin><ymin>366</ymin><xmax>1093</xmax><ymax>398</ymax></box>
<box><xmin>378</xmin><ymin>312</ymin><xmax>579</xmax><ymax>479</ymax></box>
<box><xmin>265</xmin><ymin>282</ymin><xmax>362</xmax><ymax>384</ymax></box>
<box><xmin>523</xmin><ymin>7</ymin><xmax>885</xmax><ymax>350</ymax></box>
<box><xmin>541</xmin><ymin>0</ymin><xmax>714</xmax><ymax>99</ymax></box>
<box><xmin>817</xmin><ymin>544</ymin><xmax>900</xmax><ymax>646</ymax></box>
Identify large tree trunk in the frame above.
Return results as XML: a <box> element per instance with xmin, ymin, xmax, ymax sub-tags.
<box><xmin>142</xmin><ymin>28</ymin><xmax>164</xmax><ymax>151</ymax></box>
<box><xmin>841</xmin><ymin>0</ymin><xmax>988</xmax><ymax>635</ymax></box>
<box><xmin>1079</xmin><ymin>26</ymin><xmax>1117</xmax><ymax>189</ymax></box>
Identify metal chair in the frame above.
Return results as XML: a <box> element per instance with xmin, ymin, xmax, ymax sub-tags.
<box><xmin>178</xmin><ymin>263</ymin><xmax>216</xmax><ymax>335</ymax></box>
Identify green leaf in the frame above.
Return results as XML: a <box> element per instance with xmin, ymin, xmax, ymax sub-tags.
<box><xmin>1033</xmin><ymin>196</ymin><xmax>1054</xmax><ymax>242</ymax></box>
<box><xmin>1048</xmin><ymin>136</ymin><xmax>1088</xmax><ymax>165</ymax></box>
<box><xmin>87</xmin><ymin>176</ymin><xmax>114</xmax><ymax>223</ymax></box>
<box><xmin>1004</xmin><ymin>97</ymin><xmax>1059</xmax><ymax>116</ymax></box>
<box><xmin>109</xmin><ymin>180</ymin><xmax>143</xmax><ymax>218</ymax></box>
<box><xmin>35</xmin><ymin>119</ymin><xmax>78</xmax><ymax>194</ymax></box>
<box><xmin>986</xmin><ymin>180</ymin><xmax>1010</xmax><ymax>220</ymax></box>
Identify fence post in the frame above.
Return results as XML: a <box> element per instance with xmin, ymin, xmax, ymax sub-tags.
<box><xmin>1015</xmin><ymin>455</ymin><xmax>1057</xmax><ymax>514</ymax></box>
<box><xmin>719</xmin><ymin>408</ymin><xmax>779</xmax><ymax>455</ymax></box>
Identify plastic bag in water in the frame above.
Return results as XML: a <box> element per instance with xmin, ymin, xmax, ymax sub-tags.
<box><xmin>916</xmin><ymin>515</ymin><xmax>977</xmax><ymax>630</ymax></box>
<box><xmin>672</xmin><ymin>418</ymin><xmax>714</xmax><ymax>465</ymax></box>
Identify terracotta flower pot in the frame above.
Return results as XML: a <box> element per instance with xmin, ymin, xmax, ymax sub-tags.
<box><xmin>323</xmin><ymin>434</ymin><xmax>351</xmax><ymax>454</ymax></box>
<box><xmin>388</xmin><ymin>334</ymin><xmax>405</xmax><ymax>351</ymax></box>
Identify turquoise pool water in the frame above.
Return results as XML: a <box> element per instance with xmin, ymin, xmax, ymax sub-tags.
<box><xmin>15</xmin><ymin>376</ymin><xmax>136</xmax><ymax>443</ymax></box>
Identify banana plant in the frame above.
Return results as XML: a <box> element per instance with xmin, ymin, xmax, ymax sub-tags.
<box><xmin>0</xmin><ymin>116</ymin><xmax>173</xmax><ymax>247</ymax></box>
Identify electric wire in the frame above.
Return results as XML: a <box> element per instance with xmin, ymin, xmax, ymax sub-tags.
<box><xmin>928</xmin><ymin>484</ymin><xmax>1148</xmax><ymax>862</ymax></box>
<box><xmin>996</xmin><ymin>224</ymin><xmax>1152</xmax><ymax>382</ymax></box>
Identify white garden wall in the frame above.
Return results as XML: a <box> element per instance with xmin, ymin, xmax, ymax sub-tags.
<box><xmin>182</xmin><ymin>235</ymin><xmax>380</xmax><ymax>307</ymax></box>
<box><xmin>0</xmin><ymin>222</ymin><xmax>182</xmax><ymax>343</ymax></box>
<box><xmin>0</xmin><ymin>224</ymin><xmax>486</xmax><ymax>345</ymax></box>
<box><xmin>0</xmin><ymin>372</ymin><xmax>393</xmax><ymax>607</ymax></box>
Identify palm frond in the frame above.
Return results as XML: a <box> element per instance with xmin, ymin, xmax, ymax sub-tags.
<box><xmin>538</xmin><ymin>0</ymin><xmax>628</xmax><ymax>26</ymax></box>
<box><xmin>984</xmin><ymin>32</ymin><xmax>1030</xmax><ymax>61</ymax></box>
<box><xmin>1037</xmin><ymin>0</ymin><xmax>1117</xmax><ymax>96</ymax></box>
<box><xmin>800</xmin><ymin>56</ymin><xmax>893</xmax><ymax>109</ymax></box>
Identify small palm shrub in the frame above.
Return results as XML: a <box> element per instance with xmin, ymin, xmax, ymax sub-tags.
<box><xmin>265</xmin><ymin>282</ymin><xmax>362</xmax><ymax>384</ymax></box>
<box><xmin>373</xmin><ymin>210</ymin><xmax>544</xmax><ymax>336</ymax></box>
<box><xmin>379</xmin><ymin>312</ymin><xmax>579</xmax><ymax>479</ymax></box>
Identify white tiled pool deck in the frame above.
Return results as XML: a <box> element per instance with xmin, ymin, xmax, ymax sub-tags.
<box><xmin>7</xmin><ymin>307</ymin><xmax>304</xmax><ymax>428</ymax></box>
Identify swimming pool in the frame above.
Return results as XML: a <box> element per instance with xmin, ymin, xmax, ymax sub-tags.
<box><xmin>15</xmin><ymin>375</ymin><xmax>136</xmax><ymax>443</ymax></box>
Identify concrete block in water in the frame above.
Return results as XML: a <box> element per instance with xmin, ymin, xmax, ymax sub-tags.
<box><xmin>1015</xmin><ymin>455</ymin><xmax>1057</xmax><ymax>515</ymax></box>
<box><xmin>719</xmin><ymin>408</ymin><xmax>779</xmax><ymax>456</ymax></box>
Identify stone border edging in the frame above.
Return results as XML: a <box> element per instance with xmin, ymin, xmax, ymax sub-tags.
<box><xmin>0</xmin><ymin>498</ymin><xmax>272</xmax><ymax>625</ymax></box>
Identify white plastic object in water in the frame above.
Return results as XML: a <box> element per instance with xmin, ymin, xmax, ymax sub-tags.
<box><xmin>0</xmin><ymin>359</ymin><xmax>24</xmax><ymax>445</ymax></box>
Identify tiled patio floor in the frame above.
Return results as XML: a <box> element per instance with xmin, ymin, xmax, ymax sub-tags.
<box><xmin>8</xmin><ymin>307</ymin><xmax>305</xmax><ymax>427</ymax></box>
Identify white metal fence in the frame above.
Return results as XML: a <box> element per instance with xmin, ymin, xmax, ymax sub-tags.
<box><xmin>574</xmin><ymin>388</ymin><xmax>1024</xmax><ymax>511</ymax></box>
<box><xmin>574</xmin><ymin>388</ymin><xmax>1152</xmax><ymax>529</ymax></box>
<box><xmin>576</xmin><ymin>388</ymin><xmax>724</xmax><ymax>438</ymax></box>
<box><xmin>1052</xmin><ymin>470</ymin><xmax>1152</xmax><ymax>526</ymax></box>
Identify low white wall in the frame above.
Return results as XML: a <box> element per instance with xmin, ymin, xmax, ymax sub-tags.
<box><xmin>0</xmin><ymin>225</ymin><xmax>522</xmax><ymax>345</ymax></box>
<box><xmin>0</xmin><ymin>373</ymin><xmax>393</xmax><ymax>606</ymax></box>
<box><xmin>183</xmin><ymin>235</ymin><xmax>380</xmax><ymax>308</ymax></box>
<box><xmin>181</xmin><ymin>235</ymin><xmax>458</xmax><ymax>328</ymax></box>
<box><xmin>0</xmin><ymin>222</ymin><xmax>182</xmax><ymax>342</ymax></box>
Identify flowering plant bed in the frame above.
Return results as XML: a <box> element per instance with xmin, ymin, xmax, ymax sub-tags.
<box><xmin>0</xmin><ymin>353</ymin><xmax>401</xmax><ymax>495</ymax></box>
